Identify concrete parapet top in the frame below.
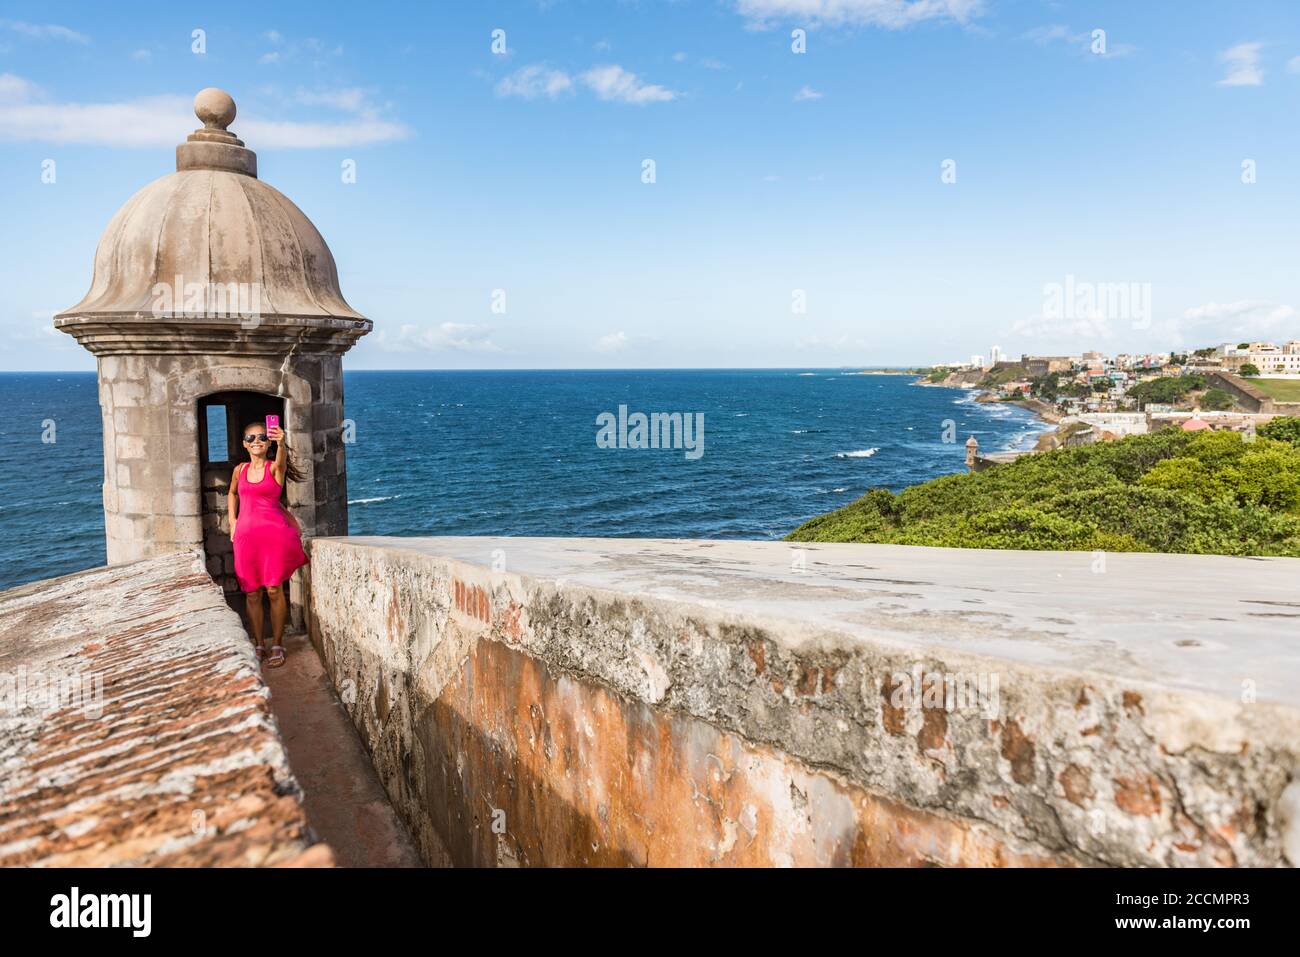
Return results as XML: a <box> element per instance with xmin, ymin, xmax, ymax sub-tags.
<box><xmin>327</xmin><ymin>536</ymin><xmax>1300</xmax><ymax>710</ymax></box>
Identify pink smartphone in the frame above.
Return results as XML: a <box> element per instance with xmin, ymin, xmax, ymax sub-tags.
<box><xmin>265</xmin><ymin>414</ymin><xmax>279</xmax><ymax>437</ymax></box>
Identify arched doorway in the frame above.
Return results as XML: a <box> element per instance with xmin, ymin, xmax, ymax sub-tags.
<box><xmin>198</xmin><ymin>391</ymin><xmax>287</xmax><ymax>614</ymax></box>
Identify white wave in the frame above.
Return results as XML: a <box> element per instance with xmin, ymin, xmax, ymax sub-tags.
<box><xmin>835</xmin><ymin>448</ymin><xmax>880</xmax><ymax>459</ymax></box>
<box><xmin>348</xmin><ymin>495</ymin><xmax>399</xmax><ymax>505</ymax></box>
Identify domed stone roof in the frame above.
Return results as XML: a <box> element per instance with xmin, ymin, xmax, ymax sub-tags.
<box><xmin>56</xmin><ymin>88</ymin><xmax>371</xmax><ymax>356</ymax></box>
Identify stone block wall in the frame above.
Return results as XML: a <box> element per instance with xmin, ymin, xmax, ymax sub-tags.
<box><xmin>307</xmin><ymin>536</ymin><xmax>1300</xmax><ymax>868</ymax></box>
<box><xmin>94</xmin><ymin>353</ymin><xmax>351</xmax><ymax>622</ymax></box>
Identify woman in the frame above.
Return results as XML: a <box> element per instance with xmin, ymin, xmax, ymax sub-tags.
<box><xmin>227</xmin><ymin>421</ymin><xmax>308</xmax><ymax>668</ymax></box>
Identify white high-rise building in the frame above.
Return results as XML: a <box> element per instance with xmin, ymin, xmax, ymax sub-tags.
<box><xmin>989</xmin><ymin>345</ymin><xmax>1003</xmax><ymax>367</ymax></box>
<box><xmin>971</xmin><ymin>354</ymin><xmax>983</xmax><ymax>369</ymax></box>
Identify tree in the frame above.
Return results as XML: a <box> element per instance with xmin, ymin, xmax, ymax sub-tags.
<box><xmin>1259</xmin><ymin>416</ymin><xmax>1300</xmax><ymax>446</ymax></box>
<box><xmin>1194</xmin><ymin>347</ymin><xmax>1216</xmax><ymax>358</ymax></box>
<box><xmin>1031</xmin><ymin>372</ymin><xmax>1060</xmax><ymax>401</ymax></box>
<box><xmin>1128</xmin><ymin>375</ymin><xmax>1205</xmax><ymax>407</ymax></box>
<box><xmin>1240</xmin><ymin>363</ymin><xmax>1261</xmax><ymax>377</ymax></box>
<box><xmin>1238</xmin><ymin>342</ymin><xmax>1251</xmax><ymax>350</ymax></box>
<box><xmin>1201</xmin><ymin>388</ymin><xmax>1235</xmax><ymax>412</ymax></box>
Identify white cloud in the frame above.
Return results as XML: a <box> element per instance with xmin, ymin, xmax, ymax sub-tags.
<box><xmin>735</xmin><ymin>0</ymin><xmax>983</xmax><ymax>30</ymax></box>
<box><xmin>0</xmin><ymin>20</ymin><xmax>90</xmax><ymax>44</ymax></box>
<box><xmin>498</xmin><ymin>63</ymin><xmax>676</xmax><ymax>104</ymax></box>
<box><xmin>294</xmin><ymin>88</ymin><xmax>371</xmax><ymax>113</ymax></box>
<box><xmin>793</xmin><ymin>85</ymin><xmax>823</xmax><ymax>101</ymax></box>
<box><xmin>131</xmin><ymin>49</ymin><xmax>151</xmax><ymax>63</ymax></box>
<box><xmin>581</xmin><ymin>65</ymin><xmax>676</xmax><ymax>104</ymax></box>
<box><xmin>1023</xmin><ymin>24</ymin><xmax>1135</xmax><ymax>58</ymax></box>
<box><xmin>375</xmin><ymin>322</ymin><xmax>502</xmax><ymax>354</ymax></box>
<box><xmin>0</xmin><ymin>74</ymin><xmax>36</xmax><ymax>100</ymax></box>
<box><xmin>241</xmin><ymin>116</ymin><xmax>410</xmax><ymax>148</ymax></box>
<box><xmin>1286</xmin><ymin>55</ymin><xmax>1300</xmax><ymax>74</ymax></box>
<box><xmin>595</xmin><ymin>331</ymin><xmax>629</xmax><ymax>353</ymax></box>
<box><xmin>10</xmin><ymin>310</ymin><xmax>69</xmax><ymax>344</ymax></box>
<box><xmin>1010</xmin><ymin>312</ymin><xmax>1113</xmax><ymax>341</ymax></box>
<box><xmin>0</xmin><ymin>74</ymin><xmax>410</xmax><ymax>148</ymax></box>
<box><xmin>673</xmin><ymin>52</ymin><xmax>724</xmax><ymax>69</ymax></box>
<box><xmin>1174</xmin><ymin>300</ymin><xmax>1295</xmax><ymax>339</ymax></box>
<box><xmin>256</xmin><ymin>32</ymin><xmax>342</xmax><ymax>67</ymax></box>
<box><xmin>1218</xmin><ymin>42</ymin><xmax>1263</xmax><ymax>86</ymax></box>
<box><xmin>495</xmin><ymin>65</ymin><xmax>575</xmax><ymax>100</ymax></box>
<box><xmin>1024</xmin><ymin>24</ymin><xmax>1071</xmax><ymax>44</ymax></box>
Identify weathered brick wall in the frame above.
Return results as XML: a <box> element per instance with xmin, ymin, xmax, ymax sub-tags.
<box><xmin>0</xmin><ymin>552</ymin><xmax>331</xmax><ymax>867</ymax></box>
<box><xmin>307</xmin><ymin>536</ymin><xmax>1300</xmax><ymax>868</ymax></box>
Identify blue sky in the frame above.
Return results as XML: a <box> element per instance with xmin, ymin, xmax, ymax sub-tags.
<box><xmin>1</xmin><ymin>0</ymin><xmax>1298</xmax><ymax>370</ymax></box>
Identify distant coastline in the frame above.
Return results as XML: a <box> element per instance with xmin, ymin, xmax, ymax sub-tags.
<box><xmin>910</xmin><ymin>372</ymin><xmax>1061</xmax><ymax>449</ymax></box>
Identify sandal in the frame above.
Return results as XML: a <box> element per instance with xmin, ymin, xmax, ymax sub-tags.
<box><xmin>254</xmin><ymin>644</ymin><xmax>266</xmax><ymax>664</ymax></box>
<box><xmin>267</xmin><ymin>645</ymin><xmax>286</xmax><ymax>668</ymax></box>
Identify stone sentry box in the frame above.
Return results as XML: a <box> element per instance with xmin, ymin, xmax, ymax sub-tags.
<box><xmin>54</xmin><ymin>88</ymin><xmax>370</xmax><ymax>624</ymax></box>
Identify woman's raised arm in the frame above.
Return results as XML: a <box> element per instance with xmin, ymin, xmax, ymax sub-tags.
<box><xmin>270</xmin><ymin>424</ymin><xmax>287</xmax><ymax>484</ymax></box>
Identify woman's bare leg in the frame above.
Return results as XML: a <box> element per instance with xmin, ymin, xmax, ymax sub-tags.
<box><xmin>245</xmin><ymin>588</ymin><xmax>266</xmax><ymax>647</ymax></box>
<box><xmin>267</xmin><ymin>584</ymin><xmax>287</xmax><ymax>647</ymax></box>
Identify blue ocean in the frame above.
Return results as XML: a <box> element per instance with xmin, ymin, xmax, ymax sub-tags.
<box><xmin>0</xmin><ymin>370</ymin><xmax>1047</xmax><ymax>591</ymax></box>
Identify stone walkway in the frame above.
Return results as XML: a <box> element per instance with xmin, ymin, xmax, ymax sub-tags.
<box><xmin>261</xmin><ymin>631</ymin><xmax>423</xmax><ymax>867</ymax></box>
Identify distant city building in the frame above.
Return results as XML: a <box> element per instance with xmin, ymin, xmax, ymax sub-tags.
<box><xmin>971</xmin><ymin>354</ymin><xmax>984</xmax><ymax>369</ymax></box>
<box><xmin>1023</xmin><ymin>356</ymin><xmax>1072</xmax><ymax>376</ymax></box>
<box><xmin>1235</xmin><ymin>340</ymin><xmax>1300</xmax><ymax>374</ymax></box>
<box><xmin>989</xmin><ymin>345</ymin><xmax>1003</xmax><ymax>367</ymax></box>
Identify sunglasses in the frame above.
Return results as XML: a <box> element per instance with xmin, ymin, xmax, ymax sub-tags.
<box><xmin>243</xmin><ymin>433</ymin><xmax>268</xmax><ymax>443</ymax></box>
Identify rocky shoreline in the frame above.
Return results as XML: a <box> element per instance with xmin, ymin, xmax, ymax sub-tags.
<box><xmin>910</xmin><ymin>374</ymin><xmax>1064</xmax><ymax>451</ymax></box>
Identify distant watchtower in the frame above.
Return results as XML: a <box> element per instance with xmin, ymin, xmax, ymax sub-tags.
<box><xmin>55</xmin><ymin>88</ymin><xmax>371</xmax><ymax>615</ymax></box>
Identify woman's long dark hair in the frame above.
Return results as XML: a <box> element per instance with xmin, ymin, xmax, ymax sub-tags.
<box><xmin>242</xmin><ymin>421</ymin><xmax>305</xmax><ymax>484</ymax></box>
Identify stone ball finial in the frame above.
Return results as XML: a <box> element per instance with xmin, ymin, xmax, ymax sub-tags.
<box><xmin>194</xmin><ymin>88</ymin><xmax>236</xmax><ymax>130</ymax></box>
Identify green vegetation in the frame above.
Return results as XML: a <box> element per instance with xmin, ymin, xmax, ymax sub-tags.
<box><xmin>1260</xmin><ymin>416</ymin><xmax>1300</xmax><ymax>445</ymax></box>
<box><xmin>1127</xmin><ymin>375</ymin><xmax>1204</xmax><ymax>407</ymax></box>
<box><xmin>1240</xmin><ymin>363</ymin><xmax>1261</xmax><ymax>377</ymax></box>
<box><xmin>926</xmin><ymin>367</ymin><xmax>951</xmax><ymax>383</ymax></box>
<box><xmin>979</xmin><ymin>363</ymin><xmax>1029</xmax><ymax>388</ymax></box>
<box><xmin>787</xmin><ymin>420</ymin><xmax>1300</xmax><ymax>556</ymax></box>
<box><xmin>1029</xmin><ymin>372</ymin><xmax>1060</xmax><ymax>401</ymax></box>
<box><xmin>1201</xmin><ymin>387</ymin><xmax>1236</xmax><ymax>411</ymax></box>
<box><xmin>1252</xmin><ymin>378</ymin><xmax>1300</xmax><ymax>403</ymax></box>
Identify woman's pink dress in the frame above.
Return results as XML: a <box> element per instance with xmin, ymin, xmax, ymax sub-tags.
<box><xmin>233</xmin><ymin>462</ymin><xmax>308</xmax><ymax>592</ymax></box>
